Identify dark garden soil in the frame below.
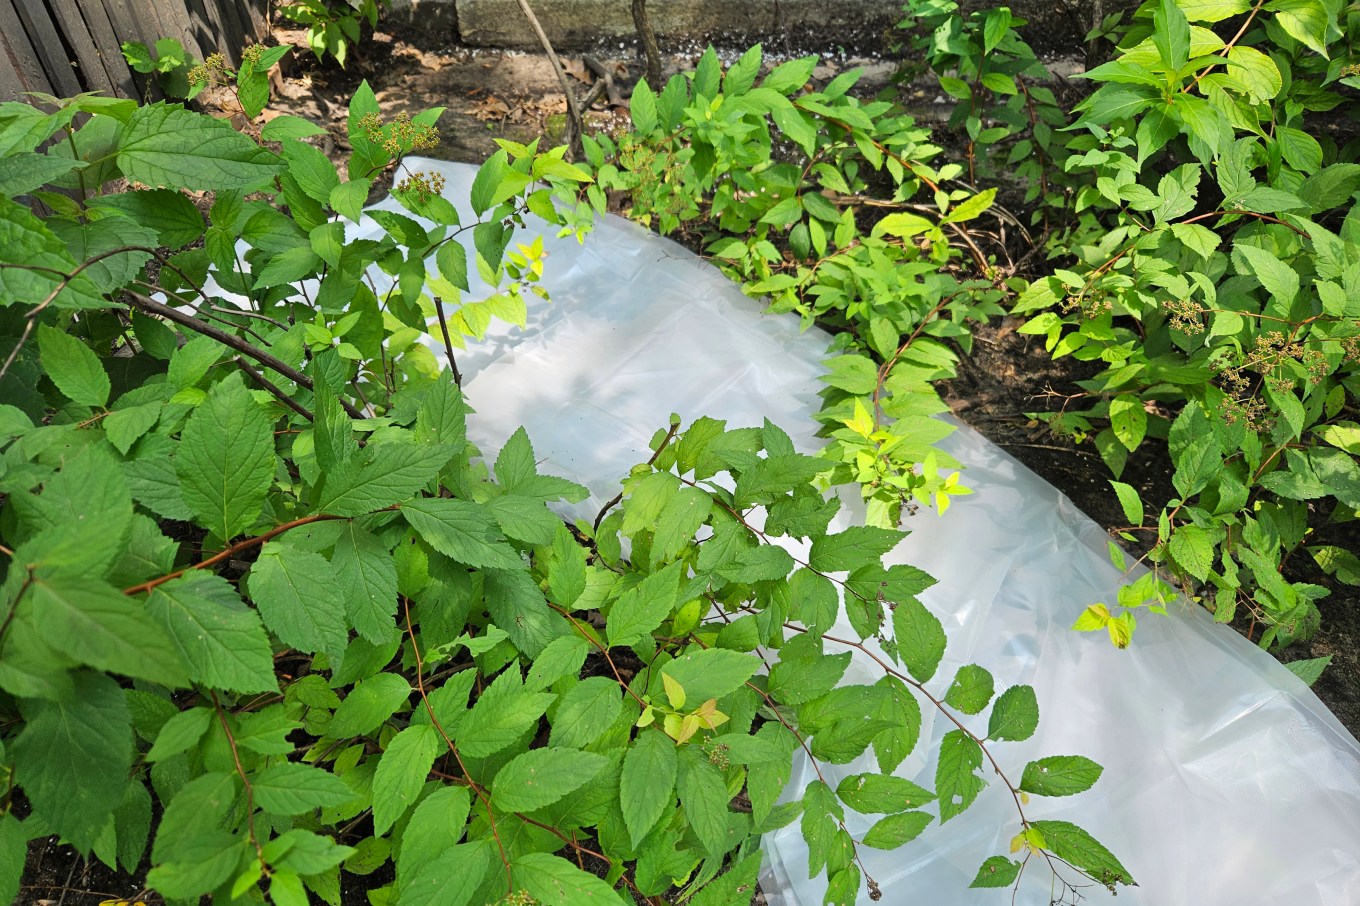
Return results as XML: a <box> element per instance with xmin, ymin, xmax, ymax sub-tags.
<box><xmin>15</xmin><ymin>15</ymin><xmax>1360</xmax><ymax>906</ymax></box>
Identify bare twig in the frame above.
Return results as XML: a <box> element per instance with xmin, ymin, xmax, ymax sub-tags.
<box><xmin>432</xmin><ymin>295</ymin><xmax>462</xmax><ymax>387</ymax></box>
<box><xmin>514</xmin><ymin>0</ymin><xmax>585</xmax><ymax>158</ymax></box>
<box><xmin>122</xmin><ymin>291</ymin><xmax>364</xmax><ymax>419</ymax></box>
<box><xmin>236</xmin><ymin>358</ymin><xmax>315</xmax><ymax>422</ymax></box>
<box><xmin>631</xmin><ymin>0</ymin><xmax>663</xmax><ymax>88</ymax></box>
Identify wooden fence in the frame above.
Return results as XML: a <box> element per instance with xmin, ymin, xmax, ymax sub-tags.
<box><xmin>0</xmin><ymin>0</ymin><xmax>267</xmax><ymax>102</ymax></box>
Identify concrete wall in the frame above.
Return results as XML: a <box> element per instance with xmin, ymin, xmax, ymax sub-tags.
<box><xmin>388</xmin><ymin>0</ymin><xmax>904</xmax><ymax>49</ymax></box>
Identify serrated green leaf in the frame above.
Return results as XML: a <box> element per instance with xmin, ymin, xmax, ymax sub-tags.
<box><xmin>329</xmin><ymin>673</ymin><xmax>412</xmax><ymax>739</ymax></box>
<box><xmin>457</xmin><ymin>680</ymin><xmax>554</xmax><ymax>758</ymax></box>
<box><xmin>373</xmin><ymin>724</ymin><xmax>440</xmax><ymax>834</ymax></box>
<box><xmin>935</xmin><ymin>730</ymin><xmax>986</xmax><ymax>823</ymax></box>
<box><xmin>13</xmin><ymin>672</ymin><xmax>132</xmax><ymax>851</ymax></box>
<box><xmin>513</xmin><ymin>852</ymin><xmax>624</xmax><ymax>905</ymax></box>
<box><xmin>118</xmin><ymin>103</ymin><xmax>281</xmax><ymax>190</ymax></box>
<box><xmin>835</xmin><ymin>773</ymin><xmax>935</xmax><ymax>814</ymax></box>
<box><xmin>397</xmin><ymin>785</ymin><xmax>471</xmax><ymax>879</ymax></box>
<box><xmin>253</xmin><ymin>762</ymin><xmax>356</xmax><ymax>815</ymax></box>
<box><xmin>331</xmin><ymin>523</ymin><xmax>399</xmax><ymax>644</ymax></box>
<box><xmin>249</xmin><ymin>541</ymin><xmax>349</xmax><ymax>661</ymax></box>
<box><xmin>944</xmin><ymin>664</ymin><xmax>995</xmax><ymax>715</ymax></box>
<box><xmin>678</xmin><ymin>748</ymin><xmax>731</xmax><ymax>857</ymax></box>
<box><xmin>1169</xmin><ymin>524</ymin><xmax>1214</xmax><ymax>581</ymax></box>
<box><xmin>1030</xmin><ymin>820</ymin><xmax>1134</xmax><ymax>886</ymax></box>
<box><xmin>987</xmin><ymin>685</ymin><xmax>1039</xmax><ymax>742</ymax></box>
<box><xmin>621</xmin><ymin>729</ymin><xmax>678</xmax><ymax>846</ymax></box>
<box><xmin>661</xmin><ymin>648</ymin><xmax>759</xmax><ymax>705</ymax></box>
<box><xmin>808</xmin><ymin>525</ymin><xmax>902</xmax><ymax>572</ymax></box>
<box><xmin>492</xmin><ymin>747</ymin><xmax>607</xmax><ymax>813</ymax></box>
<box><xmin>970</xmin><ymin>855</ymin><xmax>1023</xmax><ymax>888</ymax></box>
<box><xmin>32</xmin><ymin>576</ymin><xmax>189</xmax><ymax>686</ymax></box>
<box><xmin>146</xmin><ymin>571</ymin><xmax>277</xmax><ymax>694</ymax></box>
<box><xmin>1109</xmin><ymin>481</ymin><xmax>1144</xmax><ymax>527</ymax></box>
<box><xmin>146</xmin><ymin>706</ymin><xmax>212</xmax><ymax>762</ymax></box>
<box><xmin>892</xmin><ymin>597</ymin><xmax>946</xmax><ymax>682</ymax></box>
<box><xmin>316</xmin><ymin>442</ymin><xmax>454</xmax><ymax>517</ymax></box>
<box><xmin>860</xmin><ymin>810</ymin><xmax>933</xmax><ymax>848</ymax></box>
<box><xmin>549</xmin><ymin>676</ymin><xmax>623</xmax><ymax>749</ymax></box>
<box><xmin>400</xmin><ymin>498</ymin><xmax>524</xmax><ymax>569</ymax></box>
<box><xmin>1109</xmin><ymin>394</ymin><xmax>1147</xmax><ymax>452</ymax></box>
<box><xmin>1020</xmin><ymin>755</ymin><xmax>1105</xmax><ymax>797</ymax></box>
<box><xmin>524</xmin><ymin>634</ymin><xmax>589</xmax><ymax>691</ymax></box>
<box><xmin>0</xmin><ymin>813</ymin><xmax>24</xmax><ymax>902</ymax></box>
<box><xmin>37</xmin><ymin>324</ymin><xmax>109</xmax><ymax>407</ymax></box>
<box><xmin>177</xmin><ymin>375</ymin><xmax>276</xmax><ymax>540</ymax></box>
<box><xmin>606</xmin><ymin>560</ymin><xmax>683</xmax><ymax>646</ymax></box>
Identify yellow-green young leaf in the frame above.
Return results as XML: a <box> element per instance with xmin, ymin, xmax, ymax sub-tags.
<box><xmin>935</xmin><ymin>730</ymin><xmax>986</xmax><ymax>823</ymax></box>
<box><xmin>621</xmin><ymin>729</ymin><xmax>679</xmax><ymax>847</ymax></box>
<box><xmin>1072</xmin><ymin>603</ymin><xmax>1113</xmax><ymax>632</ymax></box>
<box><xmin>988</xmin><ymin>684</ymin><xmax>1040</xmax><ymax>743</ymax></box>
<box><xmin>1020</xmin><ymin>755</ymin><xmax>1104</xmax><ymax>797</ymax></box>
<box><xmin>248</xmin><ymin>542</ymin><xmax>349</xmax><ymax>662</ymax></box>
<box><xmin>31</xmin><ymin>576</ymin><xmax>190</xmax><ymax>687</ymax></box>
<box><xmin>373</xmin><ymin>724</ymin><xmax>440</xmax><ymax>834</ymax></box>
<box><xmin>252</xmin><ymin>763</ymin><xmax>356</xmax><ymax>815</ymax></box>
<box><xmin>1029</xmin><ymin>820</ymin><xmax>1135</xmax><ymax>886</ymax></box>
<box><xmin>1109</xmin><ymin>394</ymin><xmax>1147</xmax><ymax>452</ymax></box>
<box><xmin>146</xmin><ymin>572</ymin><xmax>278</xmax><ymax>694</ymax></box>
<box><xmin>860</xmin><ymin>810</ymin><xmax>933</xmax><ymax>849</ymax></box>
<box><xmin>892</xmin><ymin>597</ymin><xmax>947</xmax><ymax>683</ymax></box>
<box><xmin>942</xmin><ymin>188</ymin><xmax>997</xmax><ymax>224</ymax></box>
<box><xmin>969</xmin><ymin>855</ymin><xmax>1023</xmax><ymax>889</ymax></box>
<box><xmin>1107</xmin><ymin>611</ymin><xmax>1136</xmax><ymax>648</ymax></box>
<box><xmin>944</xmin><ymin>664</ymin><xmax>995</xmax><ymax>715</ymax></box>
<box><xmin>177</xmin><ymin>375</ymin><xmax>276</xmax><ymax>541</ymax></box>
<box><xmin>117</xmin><ymin>103</ymin><xmax>281</xmax><ymax>191</ymax></box>
<box><xmin>13</xmin><ymin>672</ymin><xmax>133</xmax><ymax>852</ymax></box>
<box><xmin>37</xmin><ymin>324</ymin><xmax>109</xmax><ymax>407</ymax></box>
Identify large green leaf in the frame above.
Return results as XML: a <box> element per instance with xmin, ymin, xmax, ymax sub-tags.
<box><xmin>1020</xmin><ymin>756</ymin><xmax>1105</xmax><ymax>798</ymax></box>
<box><xmin>117</xmin><ymin>103</ymin><xmax>281</xmax><ymax>191</ymax></box>
<box><xmin>373</xmin><ymin>724</ymin><xmax>440</xmax><ymax>834</ymax></box>
<box><xmin>314</xmin><ymin>442</ymin><xmax>454</xmax><ymax>517</ymax></box>
<box><xmin>13</xmin><ymin>672</ymin><xmax>132</xmax><ymax>851</ymax></box>
<box><xmin>512</xmin><ymin>852</ymin><xmax>624</xmax><ymax>905</ymax></box>
<box><xmin>31</xmin><ymin>576</ymin><xmax>189</xmax><ymax>686</ymax></box>
<box><xmin>37</xmin><ymin>324</ymin><xmax>109</xmax><ymax>407</ymax></box>
<box><xmin>400</xmin><ymin>498</ymin><xmax>523</xmax><ymax>569</ymax></box>
<box><xmin>935</xmin><ymin>730</ymin><xmax>986</xmax><ymax>823</ymax></box>
<box><xmin>252</xmin><ymin>762</ymin><xmax>357</xmax><ymax>815</ymax></box>
<box><xmin>0</xmin><ymin>197</ymin><xmax>104</xmax><ymax>310</ymax></box>
<box><xmin>146</xmin><ymin>572</ymin><xmax>277</xmax><ymax>694</ymax></box>
<box><xmin>492</xmin><ymin>747</ymin><xmax>608</xmax><ymax>813</ymax></box>
<box><xmin>176</xmin><ymin>375</ymin><xmax>277</xmax><ymax>540</ymax></box>
<box><xmin>331</xmin><ymin>523</ymin><xmax>399</xmax><ymax>644</ymax></box>
<box><xmin>397</xmin><ymin>786</ymin><xmax>471</xmax><ymax>879</ymax></box>
<box><xmin>1031</xmin><ymin>820</ymin><xmax>1135</xmax><ymax>886</ymax></box>
<box><xmin>892</xmin><ymin>597</ymin><xmax>946</xmax><ymax>683</ymax></box>
<box><xmin>248</xmin><ymin>542</ymin><xmax>349</xmax><ymax>661</ymax></box>
<box><xmin>620</xmin><ymin>729</ymin><xmax>678</xmax><ymax>847</ymax></box>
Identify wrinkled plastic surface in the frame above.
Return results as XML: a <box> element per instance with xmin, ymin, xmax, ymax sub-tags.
<box><xmin>372</xmin><ymin>158</ymin><xmax>1360</xmax><ymax>904</ymax></box>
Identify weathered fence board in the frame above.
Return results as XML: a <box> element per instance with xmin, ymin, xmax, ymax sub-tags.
<box><xmin>0</xmin><ymin>0</ymin><xmax>267</xmax><ymax>103</ymax></box>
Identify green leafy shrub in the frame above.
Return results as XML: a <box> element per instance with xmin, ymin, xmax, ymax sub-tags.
<box><xmin>0</xmin><ymin>62</ymin><xmax>1126</xmax><ymax>904</ymax></box>
<box><xmin>582</xmin><ymin>45</ymin><xmax>1009</xmax><ymax>529</ymax></box>
<box><xmin>278</xmin><ymin>0</ymin><xmax>386</xmax><ymax>68</ymax></box>
<box><xmin>898</xmin><ymin>0</ymin><xmax>1360</xmax><ymax>650</ymax></box>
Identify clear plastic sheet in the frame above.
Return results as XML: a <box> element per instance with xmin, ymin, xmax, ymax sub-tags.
<box><xmin>363</xmin><ymin>158</ymin><xmax>1360</xmax><ymax>904</ymax></box>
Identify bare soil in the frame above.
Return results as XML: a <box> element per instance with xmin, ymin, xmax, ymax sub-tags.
<box><xmin>16</xmin><ymin>14</ymin><xmax>1360</xmax><ymax>906</ymax></box>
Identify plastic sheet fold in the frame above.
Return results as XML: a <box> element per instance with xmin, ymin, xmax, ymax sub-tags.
<box><xmin>360</xmin><ymin>158</ymin><xmax>1360</xmax><ymax>905</ymax></box>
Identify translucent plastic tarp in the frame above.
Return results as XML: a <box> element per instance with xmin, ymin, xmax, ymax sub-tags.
<box><xmin>363</xmin><ymin>158</ymin><xmax>1360</xmax><ymax>905</ymax></box>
